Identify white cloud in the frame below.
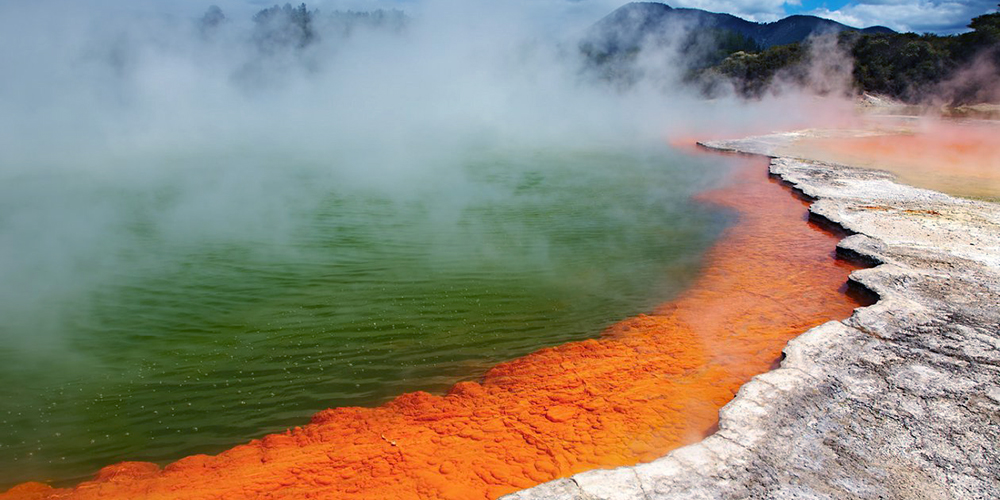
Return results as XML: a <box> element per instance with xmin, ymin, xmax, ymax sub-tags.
<box><xmin>668</xmin><ymin>0</ymin><xmax>799</xmax><ymax>22</ymax></box>
<box><xmin>808</xmin><ymin>0</ymin><xmax>997</xmax><ymax>34</ymax></box>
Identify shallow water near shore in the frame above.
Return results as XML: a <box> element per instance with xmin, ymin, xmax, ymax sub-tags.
<box><xmin>0</xmin><ymin>145</ymin><xmax>734</xmax><ymax>487</ymax></box>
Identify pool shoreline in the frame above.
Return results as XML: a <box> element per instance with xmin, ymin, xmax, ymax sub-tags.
<box><xmin>507</xmin><ymin>131</ymin><xmax>1000</xmax><ymax>499</ymax></box>
<box><xmin>2</xmin><ymin>146</ymin><xmax>870</xmax><ymax>499</ymax></box>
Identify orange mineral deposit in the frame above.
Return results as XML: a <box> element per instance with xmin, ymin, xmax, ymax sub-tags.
<box><xmin>2</xmin><ymin>155</ymin><xmax>867</xmax><ymax>500</ymax></box>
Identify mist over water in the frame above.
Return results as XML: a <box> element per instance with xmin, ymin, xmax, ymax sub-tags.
<box><xmin>0</xmin><ymin>0</ymin><xmax>839</xmax><ymax>487</ymax></box>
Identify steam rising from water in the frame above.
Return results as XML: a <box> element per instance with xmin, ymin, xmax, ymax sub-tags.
<box><xmin>0</xmin><ymin>0</ymin><xmax>834</xmax><ymax>345</ymax></box>
<box><xmin>0</xmin><ymin>0</ymin><xmax>857</xmax><ymax>487</ymax></box>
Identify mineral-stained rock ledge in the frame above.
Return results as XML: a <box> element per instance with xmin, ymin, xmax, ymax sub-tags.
<box><xmin>504</xmin><ymin>132</ymin><xmax>1000</xmax><ymax>500</ymax></box>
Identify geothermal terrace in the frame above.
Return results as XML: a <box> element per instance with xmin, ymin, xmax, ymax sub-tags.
<box><xmin>4</xmin><ymin>123</ymin><xmax>999</xmax><ymax>499</ymax></box>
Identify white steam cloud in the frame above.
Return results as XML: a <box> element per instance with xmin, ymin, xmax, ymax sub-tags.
<box><xmin>0</xmin><ymin>0</ymin><xmax>853</xmax><ymax>354</ymax></box>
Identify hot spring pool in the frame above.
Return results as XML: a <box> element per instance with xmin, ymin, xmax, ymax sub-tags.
<box><xmin>0</xmin><ymin>146</ymin><xmax>734</xmax><ymax>486</ymax></box>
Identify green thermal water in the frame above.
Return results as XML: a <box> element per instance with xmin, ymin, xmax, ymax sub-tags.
<box><xmin>0</xmin><ymin>146</ymin><xmax>733</xmax><ymax>487</ymax></box>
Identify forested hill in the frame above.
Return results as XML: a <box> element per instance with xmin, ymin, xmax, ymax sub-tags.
<box><xmin>584</xmin><ymin>2</ymin><xmax>893</xmax><ymax>56</ymax></box>
<box><xmin>582</xmin><ymin>2</ymin><xmax>1000</xmax><ymax>105</ymax></box>
<box><xmin>707</xmin><ymin>6</ymin><xmax>1000</xmax><ymax>103</ymax></box>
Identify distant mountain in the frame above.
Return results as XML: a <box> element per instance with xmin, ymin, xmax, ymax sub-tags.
<box><xmin>584</xmin><ymin>2</ymin><xmax>894</xmax><ymax>55</ymax></box>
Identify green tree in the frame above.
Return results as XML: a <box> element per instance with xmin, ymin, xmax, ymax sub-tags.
<box><xmin>252</xmin><ymin>3</ymin><xmax>317</xmax><ymax>51</ymax></box>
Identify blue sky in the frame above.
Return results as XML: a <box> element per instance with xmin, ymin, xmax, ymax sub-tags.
<box><xmin>786</xmin><ymin>0</ymin><xmax>852</xmax><ymax>16</ymax></box>
<box><xmin>666</xmin><ymin>0</ymin><xmax>998</xmax><ymax>33</ymax></box>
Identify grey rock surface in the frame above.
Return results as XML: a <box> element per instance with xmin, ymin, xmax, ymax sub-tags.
<box><xmin>503</xmin><ymin>132</ymin><xmax>1000</xmax><ymax>500</ymax></box>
